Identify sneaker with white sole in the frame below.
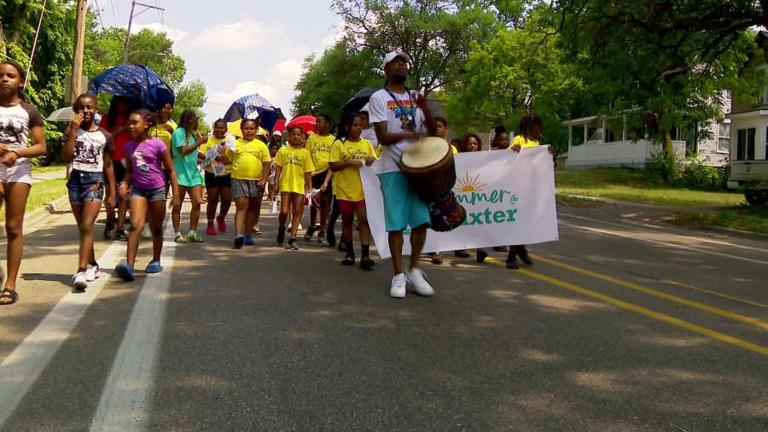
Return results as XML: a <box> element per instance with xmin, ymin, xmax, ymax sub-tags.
<box><xmin>72</xmin><ymin>272</ymin><xmax>88</xmax><ymax>291</ymax></box>
<box><xmin>85</xmin><ymin>264</ymin><xmax>101</xmax><ymax>282</ymax></box>
<box><xmin>407</xmin><ymin>268</ymin><xmax>434</xmax><ymax>296</ymax></box>
<box><xmin>390</xmin><ymin>273</ymin><xmax>407</xmax><ymax>298</ymax></box>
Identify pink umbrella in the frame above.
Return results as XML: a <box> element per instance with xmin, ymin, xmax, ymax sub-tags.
<box><xmin>285</xmin><ymin>115</ymin><xmax>317</xmax><ymax>134</ymax></box>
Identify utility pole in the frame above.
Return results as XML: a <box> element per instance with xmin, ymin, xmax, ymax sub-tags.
<box><xmin>122</xmin><ymin>1</ymin><xmax>165</xmax><ymax>64</ymax></box>
<box><xmin>69</xmin><ymin>0</ymin><xmax>87</xmax><ymax>103</ymax></box>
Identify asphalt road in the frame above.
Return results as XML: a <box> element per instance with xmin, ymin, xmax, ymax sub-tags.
<box><xmin>0</xmin><ymin>198</ymin><xmax>767</xmax><ymax>431</ymax></box>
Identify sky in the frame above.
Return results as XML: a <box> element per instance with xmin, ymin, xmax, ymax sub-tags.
<box><xmin>92</xmin><ymin>0</ymin><xmax>344</xmax><ymax>123</ymax></box>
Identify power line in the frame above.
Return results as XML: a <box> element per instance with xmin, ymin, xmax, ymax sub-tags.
<box><xmin>109</xmin><ymin>0</ymin><xmax>118</xmax><ymax>27</ymax></box>
<box><xmin>92</xmin><ymin>0</ymin><xmax>106</xmax><ymax>29</ymax></box>
<box><xmin>154</xmin><ymin>0</ymin><xmax>164</xmax><ymax>24</ymax></box>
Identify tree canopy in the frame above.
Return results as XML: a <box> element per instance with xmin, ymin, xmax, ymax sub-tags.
<box><xmin>293</xmin><ymin>0</ymin><xmax>766</xmax><ymax>151</ymax></box>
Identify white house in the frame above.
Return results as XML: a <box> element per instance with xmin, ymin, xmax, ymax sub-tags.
<box><xmin>561</xmin><ymin>115</ymin><xmax>685</xmax><ymax>169</ymax></box>
<box><xmin>561</xmin><ymin>102</ymin><xmax>730</xmax><ymax>170</ymax></box>
<box><xmin>726</xmin><ymin>31</ymin><xmax>768</xmax><ymax>204</ymax></box>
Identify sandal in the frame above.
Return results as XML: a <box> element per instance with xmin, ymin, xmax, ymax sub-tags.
<box><xmin>0</xmin><ymin>288</ymin><xmax>19</xmax><ymax>305</ymax></box>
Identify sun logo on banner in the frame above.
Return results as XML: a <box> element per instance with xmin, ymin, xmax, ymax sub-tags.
<box><xmin>455</xmin><ymin>172</ymin><xmax>487</xmax><ymax>193</ymax></box>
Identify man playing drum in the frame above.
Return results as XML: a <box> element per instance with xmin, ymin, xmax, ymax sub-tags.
<box><xmin>369</xmin><ymin>51</ymin><xmax>438</xmax><ymax>299</ymax></box>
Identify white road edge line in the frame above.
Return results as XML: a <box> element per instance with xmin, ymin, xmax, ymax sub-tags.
<box><xmin>559</xmin><ymin>220</ymin><xmax>768</xmax><ymax>266</ymax></box>
<box><xmin>559</xmin><ymin>212</ymin><xmax>768</xmax><ymax>254</ymax></box>
<box><xmin>0</xmin><ymin>240</ymin><xmax>122</xmax><ymax>426</ymax></box>
<box><xmin>90</xmin><ymin>223</ymin><xmax>177</xmax><ymax>432</ymax></box>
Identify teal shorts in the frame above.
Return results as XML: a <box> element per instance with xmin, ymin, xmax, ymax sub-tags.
<box><xmin>378</xmin><ymin>171</ymin><xmax>430</xmax><ymax>232</ymax></box>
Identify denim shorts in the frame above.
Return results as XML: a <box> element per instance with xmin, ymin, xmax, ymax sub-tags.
<box><xmin>130</xmin><ymin>186</ymin><xmax>167</xmax><ymax>202</ymax></box>
<box><xmin>67</xmin><ymin>170</ymin><xmax>105</xmax><ymax>204</ymax></box>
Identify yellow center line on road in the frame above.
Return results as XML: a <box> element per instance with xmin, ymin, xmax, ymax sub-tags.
<box><xmin>661</xmin><ymin>279</ymin><xmax>768</xmax><ymax>309</ymax></box>
<box><xmin>526</xmin><ymin>254</ymin><xmax>768</xmax><ymax>332</ymax></box>
<box><xmin>484</xmin><ymin>258</ymin><xmax>768</xmax><ymax>357</ymax></box>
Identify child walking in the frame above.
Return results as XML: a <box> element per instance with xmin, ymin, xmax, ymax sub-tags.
<box><xmin>100</xmin><ymin>96</ymin><xmax>134</xmax><ymax>241</ymax></box>
<box><xmin>115</xmin><ymin>109</ymin><xmax>180</xmax><ymax>281</ymax></box>
<box><xmin>171</xmin><ymin>110</ymin><xmax>205</xmax><ymax>243</ymax></box>
<box><xmin>227</xmin><ymin>118</ymin><xmax>271</xmax><ymax>249</ymax></box>
<box><xmin>0</xmin><ymin>61</ymin><xmax>48</xmax><ymax>306</ymax></box>
<box><xmin>506</xmin><ymin>113</ymin><xmax>544</xmax><ymax>269</ymax></box>
<box><xmin>63</xmin><ymin>93</ymin><xmax>117</xmax><ymax>291</ymax></box>
<box><xmin>274</xmin><ymin>126</ymin><xmax>314</xmax><ymax>250</ymax></box>
<box><xmin>199</xmin><ymin>119</ymin><xmax>234</xmax><ymax>235</ymax></box>
<box><xmin>327</xmin><ymin>112</ymin><xmax>376</xmax><ymax>270</ymax></box>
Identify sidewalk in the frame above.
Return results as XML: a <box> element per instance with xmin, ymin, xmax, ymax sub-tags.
<box><xmin>30</xmin><ymin>166</ymin><xmax>67</xmax><ymax>184</ymax></box>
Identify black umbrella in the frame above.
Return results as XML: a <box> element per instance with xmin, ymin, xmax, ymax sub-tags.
<box><xmin>340</xmin><ymin>88</ymin><xmax>380</xmax><ymax>112</ymax></box>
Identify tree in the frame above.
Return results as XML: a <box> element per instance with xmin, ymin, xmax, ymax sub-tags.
<box><xmin>552</xmin><ymin>0</ymin><xmax>766</xmax><ymax>151</ymax></box>
<box><xmin>1</xmin><ymin>0</ymin><xmax>77</xmax><ymax>115</ymax></box>
<box><xmin>440</xmin><ymin>5</ymin><xmax>583</xmax><ymax>150</ymax></box>
<box><xmin>173</xmin><ymin>79</ymin><xmax>209</xmax><ymax>133</ymax></box>
<box><xmin>331</xmin><ymin>0</ymin><xmax>501</xmax><ymax>94</ymax></box>
<box><xmin>85</xmin><ymin>27</ymin><xmax>186</xmax><ymax>88</ymax></box>
<box><xmin>292</xmin><ymin>41</ymin><xmax>382</xmax><ymax>122</ymax></box>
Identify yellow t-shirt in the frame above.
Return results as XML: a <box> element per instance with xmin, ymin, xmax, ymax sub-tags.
<box><xmin>227</xmin><ymin>138</ymin><xmax>271</xmax><ymax>180</ymax></box>
<box><xmin>451</xmin><ymin>145</ymin><xmax>459</xmax><ymax>154</ymax></box>
<box><xmin>199</xmin><ymin>135</ymin><xmax>234</xmax><ymax>175</ymax></box>
<box><xmin>274</xmin><ymin>145</ymin><xmax>315</xmax><ymax>194</ymax></box>
<box><xmin>329</xmin><ymin>138</ymin><xmax>376</xmax><ymax>202</ymax></box>
<box><xmin>305</xmin><ymin>133</ymin><xmax>336</xmax><ymax>176</ymax></box>
<box><xmin>509</xmin><ymin>135</ymin><xmax>540</xmax><ymax>150</ymax></box>
<box><xmin>149</xmin><ymin>120</ymin><xmax>178</xmax><ymax>152</ymax></box>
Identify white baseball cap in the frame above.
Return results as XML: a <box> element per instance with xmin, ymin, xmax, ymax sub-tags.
<box><xmin>381</xmin><ymin>50</ymin><xmax>411</xmax><ymax>70</ymax></box>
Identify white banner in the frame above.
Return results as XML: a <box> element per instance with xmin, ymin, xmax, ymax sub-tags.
<box><xmin>361</xmin><ymin>146</ymin><xmax>559</xmax><ymax>259</ymax></box>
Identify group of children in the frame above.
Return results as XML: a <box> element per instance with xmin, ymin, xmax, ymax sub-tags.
<box><xmin>61</xmin><ymin>91</ymin><xmax>384</xmax><ymax>289</ymax></box>
<box><xmin>0</xmin><ymin>56</ymin><xmax>542</xmax><ymax>303</ymax></box>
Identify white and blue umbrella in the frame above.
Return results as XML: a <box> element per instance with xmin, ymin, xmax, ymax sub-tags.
<box><xmin>223</xmin><ymin>93</ymin><xmax>282</xmax><ymax>131</ymax></box>
<box><xmin>90</xmin><ymin>64</ymin><xmax>175</xmax><ymax>111</ymax></box>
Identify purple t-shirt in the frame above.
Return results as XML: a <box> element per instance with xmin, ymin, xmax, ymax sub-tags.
<box><xmin>124</xmin><ymin>138</ymin><xmax>167</xmax><ymax>190</ymax></box>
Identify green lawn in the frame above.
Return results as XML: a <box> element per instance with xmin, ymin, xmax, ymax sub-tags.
<box><xmin>670</xmin><ymin>206</ymin><xmax>768</xmax><ymax>235</ymax></box>
<box><xmin>0</xmin><ymin>178</ymin><xmax>67</xmax><ymax>220</ymax></box>
<box><xmin>555</xmin><ymin>168</ymin><xmax>745</xmax><ymax>207</ymax></box>
<box><xmin>31</xmin><ymin>164</ymin><xmax>66</xmax><ymax>175</ymax></box>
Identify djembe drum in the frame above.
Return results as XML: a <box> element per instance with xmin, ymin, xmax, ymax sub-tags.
<box><xmin>400</xmin><ymin>137</ymin><xmax>466</xmax><ymax>232</ymax></box>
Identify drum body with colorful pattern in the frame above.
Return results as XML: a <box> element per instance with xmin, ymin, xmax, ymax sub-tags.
<box><xmin>400</xmin><ymin>137</ymin><xmax>466</xmax><ymax>231</ymax></box>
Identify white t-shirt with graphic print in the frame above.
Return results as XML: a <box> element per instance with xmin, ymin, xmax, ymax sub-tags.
<box><xmin>62</xmin><ymin>127</ymin><xmax>115</xmax><ymax>173</ymax></box>
<box><xmin>0</xmin><ymin>101</ymin><xmax>43</xmax><ymax>166</ymax></box>
<box><xmin>367</xmin><ymin>88</ymin><xmax>425</xmax><ymax>174</ymax></box>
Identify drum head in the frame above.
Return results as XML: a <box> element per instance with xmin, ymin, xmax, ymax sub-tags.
<box><xmin>401</xmin><ymin>137</ymin><xmax>450</xmax><ymax>169</ymax></box>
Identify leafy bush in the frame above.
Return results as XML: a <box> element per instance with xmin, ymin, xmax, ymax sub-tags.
<box><xmin>645</xmin><ymin>152</ymin><xmax>728</xmax><ymax>192</ymax></box>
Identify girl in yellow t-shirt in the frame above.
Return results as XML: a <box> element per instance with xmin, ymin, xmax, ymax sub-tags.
<box><xmin>328</xmin><ymin>112</ymin><xmax>377</xmax><ymax>270</ymax></box>
<box><xmin>509</xmin><ymin>113</ymin><xmax>543</xmax><ymax>152</ymax></box>
<box><xmin>274</xmin><ymin>126</ymin><xmax>315</xmax><ymax>250</ymax></box>
<box><xmin>226</xmin><ymin>118</ymin><xmax>271</xmax><ymax>249</ymax></box>
<box><xmin>507</xmin><ymin>113</ymin><xmax>544</xmax><ymax>269</ymax></box>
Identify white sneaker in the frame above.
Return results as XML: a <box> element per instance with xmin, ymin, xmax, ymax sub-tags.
<box><xmin>72</xmin><ymin>272</ymin><xmax>88</xmax><ymax>291</ymax></box>
<box><xmin>390</xmin><ymin>273</ymin><xmax>407</xmax><ymax>298</ymax></box>
<box><xmin>407</xmin><ymin>268</ymin><xmax>434</xmax><ymax>296</ymax></box>
<box><xmin>85</xmin><ymin>264</ymin><xmax>101</xmax><ymax>282</ymax></box>
<box><xmin>142</xmin><ymin>224</ymin><xmax>151</xmax><ymax>239</ymax></box>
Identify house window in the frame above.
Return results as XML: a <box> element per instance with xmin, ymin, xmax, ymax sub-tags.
<box><xmin>736</xmin><ymin>128</ymin><xmax>755</xmax><ymax>161</ymax></box>
<box><xmin>587</xmin><ymin>126</ymin><xmax>602</xmax><ymax>143</ymax></box>
<box><xmin>571</xmin><ymin>126</ymin><xmax>585</xmax><ymax>147</ymax></box>
<box><xmin>717</xmin><ymin>122</ymin><xmax>730</xmax><ymax>153</ymax></box>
